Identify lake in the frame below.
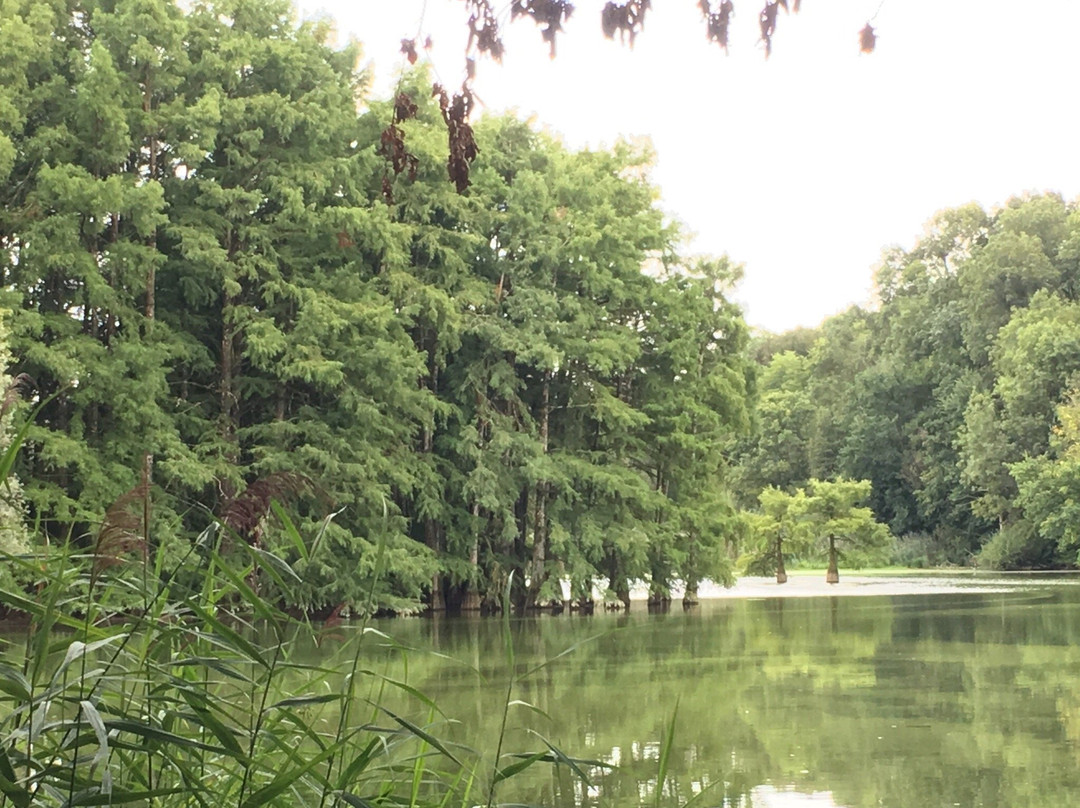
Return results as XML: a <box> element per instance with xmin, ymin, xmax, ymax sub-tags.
<box><xmin>338</xmin><ymin>573</ymin><xmax>1080</xmax><ymax>808</ymax></box>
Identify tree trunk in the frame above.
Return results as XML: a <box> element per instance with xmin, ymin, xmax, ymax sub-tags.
<box><xmin>525</xmin><ymin>372</ymin><xmax>550</xmax><ymax>610</ymax></box>
<box><xmin>220</xmin><ymin>283</ymin><xmax>238</xmax><ymax>502</ymax></box>
<box><xmin>145</xmin><ymin>258</ymin><xmax>156</xmax><ymax>323</ymax></box>
<box><xmin>422</xmin><ymin>352</ymin><xmax>445</xmax><ymax>612</ymax></box>
<box><xmin>425</xmin><ymin>516</ymin><xmax>445</xmax><ymax>611</ymax></box>
<box><xmin>647</xmin><ymin>578</ymin><xmax>671</xmax><ymax>607</ymax></box>
<box><xmin>776</xmin><ymin>536</ymin><xmax>788</xmax><ymax>584</ymax></box>
<box><xmin>571</xmin><ymin>575</ymin><xmax>593</xmax><ymax>611</ymax></box>
<box><xmin>144</xmin><ymin>75</ymin><xmax>158</xmax><ymax>324</ymax></box>
<box><xmin>461</xmin><ymin>502</ymin><xmax>481</xmax><ymax>611</ymax></box>
<box><xmin>683</xmin><ymin>538</ymin><xmax>700</xmax><ymax>607</ymax></box>
<box><xmin>682</xmin><ymin>579</ymin><xmax>699</xmax><ymax>608</ymax></box>
<box><xmin>826</xmin><ymin>535</ymin><xmax>839</xmax><ymax>584</ymax></box>
<box><xmin>606</xmin><ymin>549</ymin><xmax>631</xmax><ymax>611</ymax></box>
<box><xmin>511</xmin><ymin>487</ymin><xmax>530</xmax><ymax>614</ymax></box>
<box><xmin>422</xmin><ymin>420</ymin><xmax>445</xmax><ymax>612</ymax></box>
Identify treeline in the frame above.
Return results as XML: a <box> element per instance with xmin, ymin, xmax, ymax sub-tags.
<box><xmin>0</xmin><ymin>0</ymin><xmax>752</xmax><ymax>613</ymax></box>
<box><xmin>733</xmin><ymin>194</ymin><xmax>1080</xmax><ymax>569</ymax></box>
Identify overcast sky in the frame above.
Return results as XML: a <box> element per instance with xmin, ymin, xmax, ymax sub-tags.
<box><xmin>292</xmin><ymin>0</ymin><xmax>1080</xmax><ymax>333</ymax></box>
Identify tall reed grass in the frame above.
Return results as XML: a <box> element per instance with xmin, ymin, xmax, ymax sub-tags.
<box><xmin>0</xmin><ymin>480</ymin><xmax>607</xmax><ymax>808</ymax></box>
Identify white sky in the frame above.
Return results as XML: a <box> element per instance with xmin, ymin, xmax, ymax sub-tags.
<box><xmin>292</xmin><ymin>0</ymin><xmax>1080</xmax><ymax>333</ymax></box>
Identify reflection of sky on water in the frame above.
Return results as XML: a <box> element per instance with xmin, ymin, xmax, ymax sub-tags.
<box><xmin>563</xmin><ymin>573</ymin><xmax>1044</xmax><ymax>603</ymax></box>
<box><xmin>371</xmin><ymin>579</ymin><xmax>1080</xmax><ymax>808</ymax></box>
<box><xmin>748</xmin><ymin>786</ymin><xmax>847</xmax><ymax>807</ymax></box>
<box><xmin>668</xmin><ymin>574</ymin><xmax>1046</xmax><ymax>600</ymax></box>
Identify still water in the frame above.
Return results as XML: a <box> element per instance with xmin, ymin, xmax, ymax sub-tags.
<box><xmin>348</xmin><ymin>574</ymin><xmax>1080</xmax><ymax>808</ymax></box>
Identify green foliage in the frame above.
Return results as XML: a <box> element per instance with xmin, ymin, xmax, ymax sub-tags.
<box><xmin>742</xmin><ymin>480</ymin><xmax>893</xmax><ymax>578</ymax></box>
<box><xmin>799</xmin><ymin>479</ymin><xmax>894</xmax><ymax>568</ymax></box>
<box><xmin>734</xmin><ymin>193</ymin><xmax>1080</xmax><ymax>570</ymax></box>
<box><xmin>0</xmin><ymin>520</ymin><xmax>602</xmax><ymax>808</ymax></box>
<box><xmin>1</xmin><ymin>0</ymin><xmax>753</xmax><ymax>612</ymax></box>
<box><xmin>1009</xmin><ymin>393</ymin><xmax>1080</xmax><ymax>566</ymax></box>
<box><xmin>741</xmin><ymin>486</ymin><xmax>806</xmax><ymax>579</ymax></box>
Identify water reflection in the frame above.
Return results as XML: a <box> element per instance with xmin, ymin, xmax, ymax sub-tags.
<box><xmin>316</xmin><ymin>575</ymin><xmax>1080</xmax><ymax>808</ymax></box>
<box><xmin>747</xmin><ymin>786</ymin><xmax>848</xmax><ymax>807</ymax></box>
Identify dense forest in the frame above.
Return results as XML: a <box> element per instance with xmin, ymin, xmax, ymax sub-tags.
<box><xmin>2</xmin><ymin>0</ymin><xmax>1078</xmax><ymax>617</ymax></box>
<box><xmin>0</xmin><ymin>0</ymin><xmax>753</xmax><ymax>614</ymax></box>
<box><xmin>736</xmin><ymin>193</ymin><xmax>1080</xmax><ymax>570</ymax></box>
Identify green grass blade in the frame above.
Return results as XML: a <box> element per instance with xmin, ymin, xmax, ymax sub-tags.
<box><xmin>104</xmin><ymin>718</ymin><xmax>232</xmax><ymax>755</ymax></box>
<box><xmin>238</xmin><ymin>741</ymin><xmax>343</xmax><ymax>808</ymax></box>
<box><xmin>506</xmin><ymin>700</ymin><xmax>551</xmax><ymax>722</ymax></box>
<box><xmin>374</xmin><ymin>706</ymin><xmax>462</xmax><ymax>766</ymax></box>
<box><xmin>519</xmin><ymin>632</ymin><xmax>608</xmax><ymax>679</ymax></box>
<box><xmin>335</xmin><ymin>793</ymin><xmax>378</xmax><ymax>808</ymax></box>
<box><xmin>172</xmin><ymin>656</ymin><xmax>255</xmax><ymax>684</ymax></box>
<box><xmin>0</xmin><ymin>389</ymin><xmax>62</xmax><ymax>483</ymax></box>
<box><xmin>266</xmin><ymin>694</ymin><xmax>343</xmax><ymax>711</ymax></box>
<box><xmin>655</xmin><ymin>699</ymin><xmax>679</xmax><ymax>808</ymax></box>
<box><xmin>51</xmin><ymin>636</ymin><xmax>126</xmax><ymax>687</ymax></box>
<box><xmin>269</xmin><ymin>499</ymin><xmax>309</xmax><ymax>561</ymax></box>
<box><xmin>0</xmin><ymin>746</ymin><xmax>31</xmax><ymax>808</ymax></box>
<box><xmin>525</xmin><ymin>730</ymin><xmax>599</xmax><ymax>785</ymax></box>
<box><xmin>493</xmin><ymin>750</ymin><xmax>546</xmax><ymax>784</ymax></box>
<box><xmin>207</xmin><ymin>552</ymin><xmax>275</xmax><ymax>620</ymax></box>
<box><xmin>66</xmin><ymin>787</ymin><xmax>188</xmax><ymax>805</ymax></box>
<box><xmin>0</xmin><ymin>663</ymin><xmax>32</xmax><ymax>700</ymax></box>
<box><xmin>336</xmin><ymin>736</ymin><xmax>383</xmax><ymax>788</ymax></box>
<box><xmin>309</xmin><ymin>507</ymin><xmax>345</xmax><ymax>559</ymax></box>
<box><xmin>357</xmin><ymin>671</ymin><xmax>447</xmax><ymax>718</ymax></box>
<box><xmin>246</xmin><ymin>544</ymin><xmax>302</xmax><ymax>588</ymax></box>
<box><xmin>191</xmin><ymin>608</ymin><xmax>268</xmax><ymax>669</ymax></box>
<box><xmin>79</xmin><ymin>700</ymin><xmax>110</xmax><ymax>765</ymax></box>
<box><xmin>176</xmin><ymin>689</ymin><xmax>246</xmax><ymax>760</ymax></box>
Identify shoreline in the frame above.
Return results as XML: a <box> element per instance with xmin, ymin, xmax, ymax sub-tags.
<box><xmin>624</xmin><ymin>571</ymin><xmax>1080</xmax><ymax>601</ymax></box>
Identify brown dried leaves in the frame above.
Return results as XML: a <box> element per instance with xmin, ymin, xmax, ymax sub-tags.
<box><xmin>511</xmin><ymin>0</ymin><xmax>575</xmax><ymax>58</ymax></box>
<box><xmin>465</xmin><ymin>0</ymin><xmax>505</xmax><ymax>61</ymax></box>
<box><xmin>601</xmin><ymin>0</ymin><xmax>650</xmax><ymax>46</ymax></box>
<box><xmin>378</xmin><ymin>92</ymin><xmax>421</xmax><ymax>204</ymax></box>
<box><xmin>699</xmin><ymin>0</ymin><xmax>735</xmax><ymax>51</ymax></box>
<box><xmin>859</xmin><ymin>22</ymin><xmax>876</xmax><ymax>53</ymax></box>
<box><xmin>393</xmin><ymin>92</ymin><xmax>418</xmax><ymax>122</ymax></box>
<box><xmin>759</xmin><ymin>1</ymin><xmax>781</xmax><ymax>58</ymax></box>
<box><xmin>433</xmin><ymin>83</ymin><xmax>479</xmax><ymax>193</ymax></box>
<box><xmin>399</xmin><ymin>37</ymin><xmax>432</xmax><ymax>66</ymax></box>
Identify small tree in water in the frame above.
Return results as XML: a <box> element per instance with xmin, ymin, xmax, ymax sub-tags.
<box><xmin>746</xmin><ymin>486</ymin><xmax>809</xmax><ymax>584</ymax></box>
<box><xmin>798</xmin><ymin>479</ymin><xmax>892</xmax><ymax>583</ymax></box>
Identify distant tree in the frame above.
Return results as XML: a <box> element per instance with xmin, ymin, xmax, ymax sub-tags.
<box><xmin>797</xmin><ymin>479</ymin><xmax>892</xmax><ymax>583</ymax></box>
<box><xmin>745</xmin><ymin>486</ymin><xmax>807</xmax><ymax>583</ymax></box>
<box><xmin>730</xmin><ymin>350</ymin><xmax>814</xmax><ymax>505</ymax></box>
<box><xmin>750</xmin><ymin>326</ymin><xmax>820</xmax><ymax>365</ymax></box>
<box><xmin>744</xmin><ymin>479</ymin><xmax>891</xmax><ymax>583</ymax></box>
<box><xmin>1013</xmin><ymin>392</ymin><xmax>1080</xmax><ymax>565</ymax></box>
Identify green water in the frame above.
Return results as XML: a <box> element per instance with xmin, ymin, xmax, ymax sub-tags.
<box><xmin>343</xmin><ymin>576</ymin><xmax>1080</xmax><ymax>808</ymax></box>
